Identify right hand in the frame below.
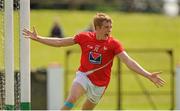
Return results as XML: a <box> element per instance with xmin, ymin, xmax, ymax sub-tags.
<box><xmin>147</xmin><ymin>72</ymin><xmax>166</xmax><ymax>88</ymax></box>
<box><xmin>23</xmin><ymin>26</ymin><xmax>38</xmax><ymax>40</ymax></box>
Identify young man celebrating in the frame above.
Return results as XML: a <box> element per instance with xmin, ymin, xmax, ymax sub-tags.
<box><xmin>23</xmin><ymin>13</ymin><xmax>166</xmax><ymax>110</ymax></box>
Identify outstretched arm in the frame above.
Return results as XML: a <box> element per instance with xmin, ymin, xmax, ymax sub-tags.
<box><xmin>23</xmin><ymin>27</ymin><xmax>76</xmax><ymax>47</ymax></box>
<box><xmin>117</xmin><ymin>51</ymin><xmax>166</xmax><ymax>87</ymax></box>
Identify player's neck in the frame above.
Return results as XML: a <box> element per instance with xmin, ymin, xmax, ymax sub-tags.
<box><xmin>96</xmin><ymin>33</ymin><xmax>108</xmax><ymax>40</ymax></box>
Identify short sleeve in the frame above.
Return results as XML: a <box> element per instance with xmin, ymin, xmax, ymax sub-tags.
<box><xmin>73</xmin><ymin>32</ymin><xmax>86</xmax><ymax>45</ymax></box>
<box><xmin>113</xmin><ymin>39</ymin><xmax>124</xmax><ymax>55</ymax></box>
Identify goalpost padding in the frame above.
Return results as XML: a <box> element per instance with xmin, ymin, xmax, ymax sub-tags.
<box><xmin>47</xmin><ymin>63</ymin><xmax>64</xmax><ymax>109</ymax></box>
<box><xmin>176</xmin><ymin>64</ymin><xmax>180</xmax><ymax>110</ymax></box>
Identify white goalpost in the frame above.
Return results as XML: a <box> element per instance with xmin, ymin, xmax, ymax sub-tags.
<box><xmin>4</xmin><ymin>0</ymin><xmax>14</xmax><ymax>109</ymax></box>
<box><xmin>20</xmin><ymin>0</ymin><xmax>31</xmax><ymax>109</ymax></box>
<box><xmin>3</xmin><ymin>0</ymin><xmax>31</xmax><ymax>110</ymax></box>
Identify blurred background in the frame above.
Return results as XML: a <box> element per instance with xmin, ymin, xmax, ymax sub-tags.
<box><xmin>1</xmin><ymin>0</ymin><xmax>180</xmax><ymax>110</ymax></box>
<box><xmin>27</xmin><ymin>0</ymin><xmax>180</xmax><ymax>110</ymax></box>
<box><xmin>30</xmin><ymin>0</ymin><xmax>179</xmax><ymax>14</ymax></box>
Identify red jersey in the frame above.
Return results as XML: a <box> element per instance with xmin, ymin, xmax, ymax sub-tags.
<box><xmin>74</xmin><ymin>32</ymin><xmax>124</xmax><ymax>86</ymax></box>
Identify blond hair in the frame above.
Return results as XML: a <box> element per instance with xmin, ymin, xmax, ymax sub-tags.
<box><xmin>93</xmin><ymin>13</ymin><xmax>112</xmax><ymax>30</ymax></box>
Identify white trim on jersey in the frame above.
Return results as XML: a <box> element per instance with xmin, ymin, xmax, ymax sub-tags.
<box><xmin>85</xmin><ymin>59</ymin><xmax>113</xmax><ymax>75</ymax></box>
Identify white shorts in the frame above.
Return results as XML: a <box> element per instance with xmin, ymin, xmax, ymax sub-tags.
<box><xmin>73</xmin><ymin>71</ymin><xmax>106</xmax><ymax>104</ymax></box>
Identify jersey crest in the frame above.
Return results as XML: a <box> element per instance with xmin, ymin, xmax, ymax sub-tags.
<box><xmin>89</xmin><ymin>51</ymin><xmax>102</xmax><ymax>64</ymax></box>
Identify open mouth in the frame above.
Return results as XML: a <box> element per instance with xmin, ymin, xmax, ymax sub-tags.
<box><xmin>105</xmin><ymin>33</ymin><xmax>109</xmax><ymax>36</ymax></box>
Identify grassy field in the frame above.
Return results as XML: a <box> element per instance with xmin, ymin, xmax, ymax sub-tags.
<box><xmin>1</xmin><ymin>10</ymin><xmax>180</xmax><ymax>110</ymax></box>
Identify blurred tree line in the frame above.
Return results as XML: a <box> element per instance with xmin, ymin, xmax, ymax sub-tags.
<box><xmin>30</xmin><ymin>0</ymin><xmax>180</xmax><ymax>13</ymax></box>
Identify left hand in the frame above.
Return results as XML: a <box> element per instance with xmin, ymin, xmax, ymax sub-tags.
<box><xmin>147</xmin><ymin>72</ymin><xmax>166</xmax><ymax>88</ymax></box>
<box><xmin>23</xmin><ymin>26</ymin><xmax>38</xmax><ymax>40</ymax></box>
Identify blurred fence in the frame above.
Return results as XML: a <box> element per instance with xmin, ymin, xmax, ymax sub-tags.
<box><xmin>118</xmin><ymin>48</ymin><xmax>174</xmax><ymax>110</ymax></box>
<box><xmin>0</xmin><ymin>69</ymin><xmax>47</xmax><ymax>110</ymax></box>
